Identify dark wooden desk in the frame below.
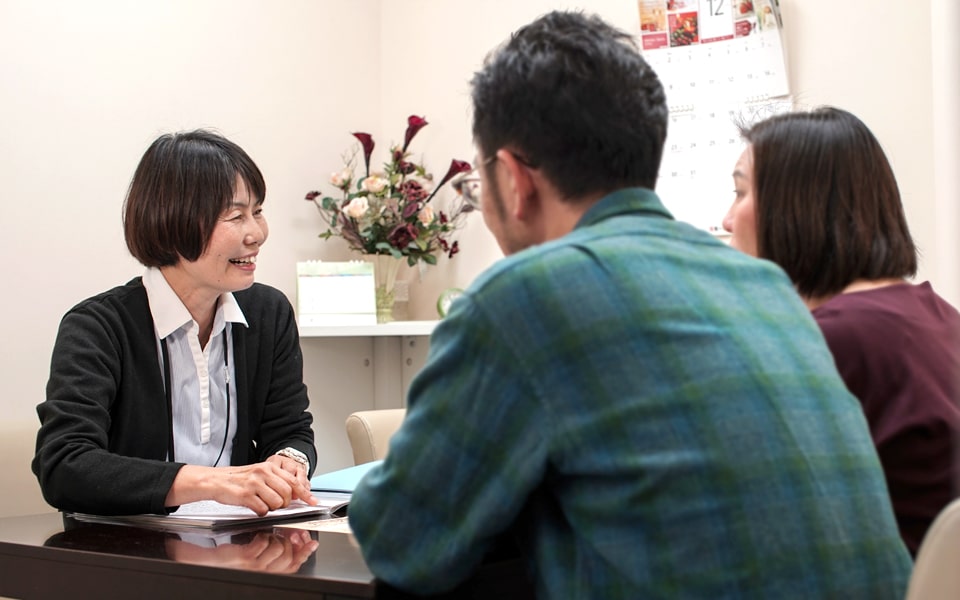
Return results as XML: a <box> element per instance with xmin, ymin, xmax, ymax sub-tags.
<box><xmin>0</xmin><ymin>513</ymin><xmax>533</xmax><ymax>600</ymax></box>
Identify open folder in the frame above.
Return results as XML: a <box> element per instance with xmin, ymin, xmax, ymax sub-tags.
<box><xmin>68</xmin><ymin>500</ymin><xmax>329</xmax><ymax>530</ymax></box>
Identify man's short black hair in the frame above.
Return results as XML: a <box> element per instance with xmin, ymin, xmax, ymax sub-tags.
<box><xmin>471</xmin><ymin>11</ymin><xmax>668</xmax><ymax>200</ymax></box>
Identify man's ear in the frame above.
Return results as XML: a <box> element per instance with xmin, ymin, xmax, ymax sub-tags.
<box><xmin>496</xmin><ymin>149</ymin><xmax>539</xmax><ymax>222</ymax></box>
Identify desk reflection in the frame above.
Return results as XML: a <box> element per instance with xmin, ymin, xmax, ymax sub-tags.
<box><xmin>25</xmin><ymin>513</ymin><xmax>533</xmax><ymax>598</ymax></box>
<box><xmin>44</xmin><ymin>516</ymin><xmax>320</xmax><ymax>574</ymax></box>
<box><xmin>167</xmin><ymin>529</ymin><xmax>319</xmax><ymax>573</ymax></box>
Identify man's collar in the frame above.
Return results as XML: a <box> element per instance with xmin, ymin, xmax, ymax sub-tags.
<box><xmin>574</xmin><ymin>187</ymin><xmax>674</xmax><ymax>230</ymax></box>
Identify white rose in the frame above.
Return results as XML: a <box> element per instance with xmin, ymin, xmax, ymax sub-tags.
<box><xmin>330</xmin><ymin>168</ymin><xmax>352</xmax><ymax>188</ymax></box>
<box><xmin>361</xmin><ymin>174</ymin><xmax>388</xmax><ymax>194</ymax></box>
<box><xmin>345</xmin><ymin>196</ymin><xmax>369</xmax><ymax>219</ymax></box>
<box><xmin>418</xmin><ymin>204</ymin><xmax>435</xmax><ymax>225</ymax></box>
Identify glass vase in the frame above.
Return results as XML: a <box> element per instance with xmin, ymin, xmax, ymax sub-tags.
<box><xmin>366</xmin><ymin>254</ymin><xmax>406</xmax><ymax>323</ymax></box>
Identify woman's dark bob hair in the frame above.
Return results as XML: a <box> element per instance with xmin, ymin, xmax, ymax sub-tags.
<box><xmin>743</xmin><ymin>106</ymin><xmax>917</xmax><ymax>299</ymax></box>
<box><xmin>123</xmin><ymin>129</ymin><xmax>266</xmax><ymax>268</ymax></box>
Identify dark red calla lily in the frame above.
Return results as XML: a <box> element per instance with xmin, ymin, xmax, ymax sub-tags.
<box><xmin>437</xmin><ymin>159</ymin><xmax>473</xmax><ymax>188</ymax></box>
<box><xmin>424</xmin><ymin>159</ymin><xmax>473</xmax><ymax>203</ymax></box>
<box><xmin>438</xmin><ymin>159</ymin><xmax>473</xmax><ymax>188</ymax></box>
<box><xmin>352</xmin><ymin>132</ymin><xmax>375</xmax><ymax>175</ymax></box>
<box><xmin>402</xmin><ymin>115</ymin><xmax>428</xmax><ymax>152</ymax></box>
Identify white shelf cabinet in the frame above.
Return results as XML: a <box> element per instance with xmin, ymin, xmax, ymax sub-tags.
<box><xmin>298</xmin><ymin>320</ymin><xmax>437</xmax><ymax>473</ymax></box>
<box><xmin>299</xmin><ymin>320</ymin><xmax>439</xmax><ymax>338</ymax></box>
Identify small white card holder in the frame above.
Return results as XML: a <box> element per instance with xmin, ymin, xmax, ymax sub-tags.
<box><xmin>296</xmin><ymin>261</ymin><xmax>376</xmax><ymax>326</ymax></box>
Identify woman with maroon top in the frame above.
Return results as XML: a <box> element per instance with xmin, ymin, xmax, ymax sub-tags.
<box><xmin>722</xmin><ymin>106</ymin><xmax>960</xmax><ymax>555</ymax></box>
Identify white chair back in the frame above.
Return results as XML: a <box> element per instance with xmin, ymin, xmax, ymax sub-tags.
<box><xmin>905</xmin><ymin>497</ymin><xmax>960</xmax><ymax>599</ymax></box>
<box><xmin>345</xmin><ymin>409</ymin><xmax>406</xmax><ymax>465</ymax></box>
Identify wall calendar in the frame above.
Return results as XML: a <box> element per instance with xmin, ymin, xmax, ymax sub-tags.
<box><xmin>636</xmin><ymin>0</ymin><xmax>792</xmax><ymax>234</ymax></box>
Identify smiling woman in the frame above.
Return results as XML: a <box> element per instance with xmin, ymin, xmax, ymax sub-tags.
<box><xmin>32</xmin><ymin>130</ymin><xmax>319</xmax><ymax>518</ymax></box>
<box><xmin>158</xmin><ymin>174</ymin><xmax>270</xmax><ymax>345</ymax></box>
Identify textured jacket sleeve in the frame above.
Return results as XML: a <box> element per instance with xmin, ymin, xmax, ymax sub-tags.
<box><xmin>348</xmin><ymin>294</ymin><xmax>547</xmax><ymax>594</ymax></box>
<box><xmin>33</xmin><ymin>296</ymin><xmax>183</xmax><ymax>515</ymax></box>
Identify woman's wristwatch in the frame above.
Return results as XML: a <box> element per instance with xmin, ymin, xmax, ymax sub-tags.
<box><xmin>275</xmin><ymin>447</ymin><xmax>310</xmax><ymax>472</ymax></box>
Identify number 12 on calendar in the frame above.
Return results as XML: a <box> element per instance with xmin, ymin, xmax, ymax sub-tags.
<box><xmin>700</xmin><ymin>0</ymin><xmax>735</xmax><ymax>43</ymax></box>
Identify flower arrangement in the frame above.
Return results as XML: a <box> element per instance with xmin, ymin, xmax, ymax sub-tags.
<box><xmin>305</xmin><ymin>115</ymin><xmax>474</xmax><ymax>267</ymax></box>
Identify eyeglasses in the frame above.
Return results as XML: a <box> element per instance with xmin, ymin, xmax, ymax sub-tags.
<box><xmin>450</xmin><ymin>153</ymin><xmax>535</xmax><ymax>211</ymax></box>
<box><xmin>451</xmin><ymin>155</ymin><xmax>497</xmax><ymax>211</ymax></box>
<box><xmin>451</xmin><ymin>169</ymin><xmax>483</xmax><ymax>210</ymax></box>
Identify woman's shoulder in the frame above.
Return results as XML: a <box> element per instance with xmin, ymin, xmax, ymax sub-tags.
<box><xmin>813</xmin><ymin>282</ymin><xmax>959</xmax><ymax>355</ymax></box>
<box><xmin>65</xmin><ymin>278</ymin><xmax>149</xmax><ymax>318</ymax></box>
<box><xmin>815</xmin><ymin>282</ymin><xmax>957</xmax><ymax>323</ymax></box>
<box><xmin>56</xmin><ymin>279</ymin><xmax>155</xmax><ymax>347</ymax></box>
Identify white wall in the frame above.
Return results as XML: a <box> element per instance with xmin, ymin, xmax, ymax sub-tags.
<box><xmin>778</xmin><ymin>0</ymin><xmax>950</xmax><ymax>303</ymax></box>
<box><xmin>0</xmin><ymin>0</ymin><xmax>951</xmax><ymax>516</ymax></box>
<box><xmin>930</xmin><ymin>0</ymin><xmax>960</xmax><ymax>307</ymax></box>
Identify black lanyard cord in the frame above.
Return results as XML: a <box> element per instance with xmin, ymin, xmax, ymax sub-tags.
<box><xmin>161</xmin><ymin>329</ymin><xmax>231</xmax><ymax>467</ymax></box>
<box><xmin>216</xmin><ymin>331</ymin><xmax>230</xmax><ymax>467</ymax></box>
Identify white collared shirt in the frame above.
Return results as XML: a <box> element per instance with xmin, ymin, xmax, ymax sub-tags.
<box><xmin>142</xmin><ymin>268</ymin><xmax>247</xmax><ymax>467</ymax></box>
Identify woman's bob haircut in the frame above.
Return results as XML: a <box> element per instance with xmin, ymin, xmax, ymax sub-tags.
<box><xmin>743</xmin><ymin>106</ymin><xmax>916</xmax><ymax>299</ymax></box>
<box><xmin>123</xmin><ymin>130</ymin><xmax>266</xmax><ymax>268</ymax></box>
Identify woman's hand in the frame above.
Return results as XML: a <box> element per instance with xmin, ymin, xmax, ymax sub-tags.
<box><xmin>166</xmin><ymin>462</ymin><xmax>318</xmax><ymax>515</ymax></box>
<box><xmin>166</xmin><ymin>530</ymin><xmax>319</xmax><ymax>573</ymax></box>
<box><xmin>266</xmin><ymin>452</ymin><xmax>311</xmax><ymax>488</ymax></box>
